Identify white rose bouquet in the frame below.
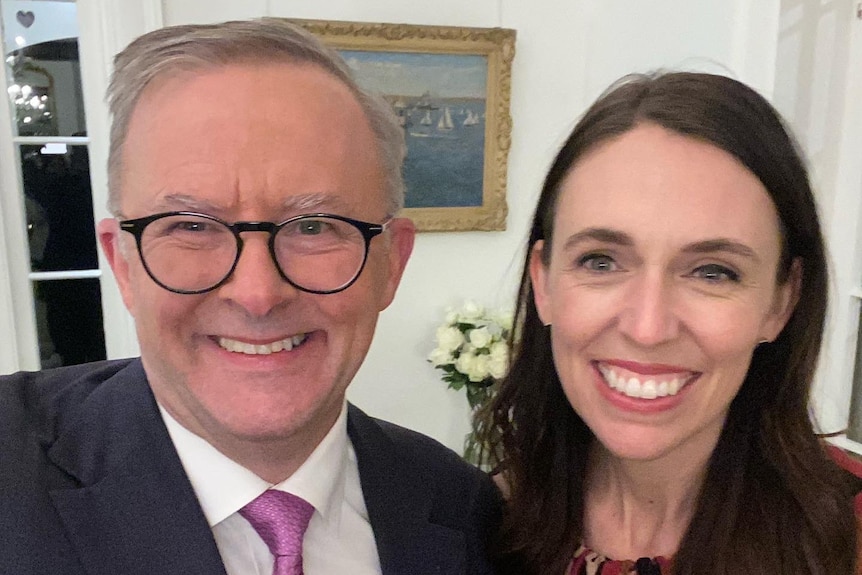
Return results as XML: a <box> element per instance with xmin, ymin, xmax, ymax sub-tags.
<box><xmin>428</xmin><ymin>301</ymin><xmax>512</xmax><ymax>466</ymax></box>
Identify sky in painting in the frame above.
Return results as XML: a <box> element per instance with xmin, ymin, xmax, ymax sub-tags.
<box><xmin>340</xmin><ymin>50</ymin><xmax>487</xmax><ymax>98</ymax></box>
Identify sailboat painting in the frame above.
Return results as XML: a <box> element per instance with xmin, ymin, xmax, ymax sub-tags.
<box><xmin>340</xmin><ymin>50</ymin><xmax>488</xmax><ymax>210</ymax></box>
<box><xmin>293</xmin><ymin>20</ymin><xmax>514</xmax><ymax>231</ymax></box>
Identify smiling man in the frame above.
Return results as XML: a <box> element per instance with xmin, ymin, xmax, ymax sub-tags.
<box><xmin>0</xmin><ymin>19</ymin><xmax>500</xmax><ymax>575</ymax></box>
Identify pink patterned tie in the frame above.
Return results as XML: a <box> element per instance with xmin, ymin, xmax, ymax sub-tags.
<box><xmin>239</xmin><ymin>490</ymin><xmax>315</xmax><ymax>575</ymax></box>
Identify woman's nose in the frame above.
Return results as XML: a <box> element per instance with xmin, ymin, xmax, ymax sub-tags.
<box><xmin>617</xmin><ymin>270</ymin><xmax>679</xmax><ymax>346</ymax></box>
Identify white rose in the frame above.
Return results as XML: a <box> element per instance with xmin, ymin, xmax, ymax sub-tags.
<box><xmin>435</xmin><ymin>325</ymin><xmax>464</xmax><ymax>353</ymax></box>
<box><xmin>468</xmin><ymin>354</ymin><xmax>491</xmax><ymax>382</ymax></box>
<box><xmin>468</xmin><ymin>326</ymin><xmax>492</xmax><ymax>349</ymax></box>
<box><xmin>488</xmin><ymin>354</ymin><xmax>508</xmax><ymax>379</ymax></box>
<box><xmin>485</xmin><ymin>322</ymin><xmax>503</xmax><ymax>339</ymax></box>
<box><xmin>428</xmin><ymin>347</ymin><xmax>453</xmax><ymax>367</ymax></box>
<box><xmin>444</xmin><ymin>307</ymin><xmax>459</xmax><ymax>324</ymax></box>
<box><xmin>455</xmin><ymin>350</ymin><xmax>476</xmax><ymax>376</ymax></box>
<box><xmin>489</xmin><ymin>341</ymin><xmax>508</xmax><ymax>360</ymax></box>
<box><xmin>460</xmin><ymin>300</ymin><xmax>483</xmax><ymax>320</ymax></box>
<box><xmin>494</xmin><ymin>310</ymin><xmax>514</xmax><ymax>331</ymax></box>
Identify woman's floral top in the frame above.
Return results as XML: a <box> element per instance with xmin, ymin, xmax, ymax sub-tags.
<box><xmin>569</xmin><ymin>544</ymin><xmax>672</xmax><ymax>575</ymax></box>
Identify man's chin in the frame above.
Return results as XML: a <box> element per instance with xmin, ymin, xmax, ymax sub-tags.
<box><xmin>206</xmin><ymin>393</ymin><xmax>342</xmax><ymax>442</ymax></box>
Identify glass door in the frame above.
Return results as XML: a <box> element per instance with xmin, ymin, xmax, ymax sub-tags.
<box><xmin>1</xmin><ymin>0</ymin><xmax>105</xmax><ymax>368</ymax></box>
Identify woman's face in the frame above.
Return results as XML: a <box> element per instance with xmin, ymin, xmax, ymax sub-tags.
<box><xmin>531</xmin><ymin>123</ymin><xmax>798</xmax><ymax>463</ymax></box>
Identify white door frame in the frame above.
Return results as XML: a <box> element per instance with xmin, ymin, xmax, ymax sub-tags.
<box><xmin>0</xmin><ymin>0</ymin><xmax>163</xmax><ymax>373</ymax></box>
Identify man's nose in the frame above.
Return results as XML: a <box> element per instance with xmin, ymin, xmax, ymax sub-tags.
<box><xmin>216</xmin><ymin>234</ymin><xmax>298</xmax><ymax>316</ymax></box>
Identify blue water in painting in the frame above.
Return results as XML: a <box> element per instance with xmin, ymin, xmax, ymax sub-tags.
<box><xmin>337</xmin><ymin>49</ymin><xmax>488</xmax><ymax>209</ymax></box>
<box><xmin>402</xmin><ymin>102</ymin><xmax>486</xmax><ymax>208</ymax></box>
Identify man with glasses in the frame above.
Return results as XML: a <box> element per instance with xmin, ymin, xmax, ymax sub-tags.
<box><xmin>0</xmin><ymin>19</ymin><xmax>501</xmax><ymax>575</ymax></box>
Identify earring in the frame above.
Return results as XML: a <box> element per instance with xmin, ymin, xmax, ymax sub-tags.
<box><xmin>758</xmin><ymin>338</ymin><xmax>770</xmax><ymax>345</ymax></box>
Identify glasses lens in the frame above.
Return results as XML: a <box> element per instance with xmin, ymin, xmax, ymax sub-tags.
<box><xmin>139</xmin><ymin>214</ymin><xmax>235</xmax><ymax>292</ymax></box>
<box><xmin>275</xmin><ymin>216</ymin><xmax>367</xmax><ymax>292</ymax></box>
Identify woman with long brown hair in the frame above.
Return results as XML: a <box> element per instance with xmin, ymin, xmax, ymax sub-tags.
<box><xmin>479</xmin><ymin>71</ymin><xmax>861</xmax><ymax>575</ymax></box>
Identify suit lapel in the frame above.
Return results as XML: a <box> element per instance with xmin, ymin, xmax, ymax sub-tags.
<box><xmin>47</xmin><ymin>360</ymin><xmax>227</xmax><ymax>575</ymax></box>
<box><xmin>348</xmin><ymin>405</ymin><xmax>466</xmax><ymax>575</ymax></box>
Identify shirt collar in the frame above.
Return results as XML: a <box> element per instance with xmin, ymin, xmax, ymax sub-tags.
<box><xmin>159</xmin><ymin>402</ymin><xmax>349</xmax><ymax>528</ymax></box>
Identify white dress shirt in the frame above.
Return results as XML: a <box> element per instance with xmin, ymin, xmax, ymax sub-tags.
<box><xmin>159</xmin><ymin>403</ymin><xmax>382</xmax><ymax>575</ymax></box>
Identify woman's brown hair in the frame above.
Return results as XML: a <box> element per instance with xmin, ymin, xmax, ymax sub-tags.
<box><xmin>477</xmin><ymin>71</ymin><xmax>861</xmax><ymax>575</ymax></box>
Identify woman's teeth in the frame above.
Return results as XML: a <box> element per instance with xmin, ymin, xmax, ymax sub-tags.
<box><xmin>218</xmin><ymin>334</ymin><xmax>307</xmax><ymax>355</ymax></box>
<box><xmin>598</xmin><ymin>363</ymin><xmax>690</xmax><ymax>399</ymax></box>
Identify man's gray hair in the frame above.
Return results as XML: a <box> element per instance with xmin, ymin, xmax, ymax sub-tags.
<box><xmin>106</xmin><ymin>18</ymin><xmax>406</xmax><ymax>216</ymax></box>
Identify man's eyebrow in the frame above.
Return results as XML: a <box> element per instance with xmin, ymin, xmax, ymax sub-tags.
<box><xmin>562</xmin><ymin>227</ymin><xmax>634</xmax><ymax>251</ymax></box>
<box><xmin>150</xmin><ymin>192</ymin><xmax>352</xmax><ymax>217</ymax></box>
<box><xmin>280</xmin><ymin>193</ymin><xmax>350</xmax><ymax>214</ymax></box>
<box><xmin>152</xmin><ymin>194</ymin><xmax>221</xmax><ymax>213</ymax></box>
<box><xmin>682</xmin><ymin>239</ymin><xmax>761</xmax><ymax>263</ymax></box>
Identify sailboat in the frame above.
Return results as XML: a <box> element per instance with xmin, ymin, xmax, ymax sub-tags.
<box><xmin>437</xmin><ymin>107</ymin><xmax>454</xmax><ymax>131</ymax></box>
<box><xmin>462</xmin><ymin>110</ymin><xmax>480</xmax><ymax>126</ymax></box>
<box><xmin>420</xmin><ymin>110</ymin><xmax>433</xmax><ymax>125</ymax></box>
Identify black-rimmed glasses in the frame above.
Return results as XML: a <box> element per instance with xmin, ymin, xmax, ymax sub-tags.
<box><xmin>119</xmin><ymin>211</ymin><xmax>389</xmax><ymax>295</ymax></box>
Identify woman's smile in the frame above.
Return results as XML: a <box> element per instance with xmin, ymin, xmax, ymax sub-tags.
<box><xmin>595</xmin><ymin>361</ymin><xmax>699</xmax><ymax>400</ymax></box>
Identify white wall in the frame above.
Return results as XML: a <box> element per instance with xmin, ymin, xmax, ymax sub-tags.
<box><xmin>2</xmin><ymin>2</ymin><xmax>856</xmax><ymax>450</ymax></box>
<box><xmin>150</xmin><ymin>0</ymin><xmax>783</xmax><ymax>451</ymax></box>
<box><xmin>772</xmin><ymin>0</ymin><xmax>862</xmax><ymax>435</ymax></box>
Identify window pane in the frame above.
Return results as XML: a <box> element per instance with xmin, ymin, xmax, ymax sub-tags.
<box><xmin>22</xmin><ymin>143</ymin><xmax>98</xmax><ymax>272</ymax></box>
<box><xmin>2</xmin><ymin>2</ymin><xmax>85</xmax><ymax>137</ymax></box>
<box><xmin>32</xmin><ymin>278</ymin><xmax>105</xmax><ymax>368</ymax></box>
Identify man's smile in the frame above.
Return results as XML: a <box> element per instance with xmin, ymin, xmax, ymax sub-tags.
<box><xmin>216</xmin><ymin>334</ymin><xmax>308</xmax><ymax>355</ymax></box>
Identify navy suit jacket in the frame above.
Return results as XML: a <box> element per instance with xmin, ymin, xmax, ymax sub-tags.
<box><xmin>0</xmin><ymin>359</ymin><xmax>502</xmax><ymax>574</ymax></box>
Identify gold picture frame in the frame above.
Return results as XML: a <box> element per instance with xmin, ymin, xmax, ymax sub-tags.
<box><xmin>292</xmin><ymin>19</ymin><xmax>516</xmax><ymax>232</ymax></box>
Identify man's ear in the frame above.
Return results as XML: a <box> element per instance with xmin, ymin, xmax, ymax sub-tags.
<box><xmin>377</xmin><ymin>216</ymin><xmax>415</xmax><ymax>311</ymax></box>
<box><xmin>761</xmin><ymin>257</ymin><xmax>802</xmax><ymax>342</ymax></box>
<box><xmin>529</xmin><ymin>240</ymin><xmax>552</xmax><ymax>326</ymax></box>
<box><xmin>97</xmin><ymin>218</ymin><xmax>136</xmax><ymax>316</ymax></box>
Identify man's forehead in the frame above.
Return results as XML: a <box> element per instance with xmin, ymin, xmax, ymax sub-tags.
<box><xmin>125</xmin><ymin>62</ymin><xmax>370</xmax><ymax>151</ymax></box>
<box><xmin>123</xmin><ymin>60</ymin><xmax>370</xmax><ymax>148</ymax></box>
<box><xmin>116</xmin><ymin>61</ymin><xmax>385</xmax><ymax>219</ymax></box>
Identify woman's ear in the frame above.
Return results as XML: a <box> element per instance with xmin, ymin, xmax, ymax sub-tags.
<box><xmin>529</xmin><ymin>240</ymin><xmax>552</xmax><ymax>326</ymax></box>
<box><xmin>761</xmin><ymin>257</ymin><xmax>802</xmax><ymax>342</ymax></box>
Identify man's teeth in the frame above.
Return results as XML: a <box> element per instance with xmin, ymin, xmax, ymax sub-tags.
<box><xmin>598</xmin><ymin>364</ymin><xmax>686</xmax><ymax>399</ymax></box>
<box><xmin>218</xmin><ymin>334</ymin><xmax>307</xmax><ymax>355</ymax></box>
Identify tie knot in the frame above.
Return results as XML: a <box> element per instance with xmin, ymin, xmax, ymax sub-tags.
<box><xmin>240</xmin><ymin>490</ymin><xmax>314</xmax><ymax>562</ymax></box>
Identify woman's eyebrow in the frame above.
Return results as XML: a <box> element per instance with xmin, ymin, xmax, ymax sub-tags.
<box><xmin>682</xmin><ymin>239</ymin><xmax>761</xmax><ymax>263</ymax></box>
<box><xmin>562</xmin><ymin>230</ymin><xmax>763</xmax><ymax>264</ymax></box>
<box><xmin>562</xmin><ymin>227</ymin><xmax>634</xmax><ymax>251</ymax></box>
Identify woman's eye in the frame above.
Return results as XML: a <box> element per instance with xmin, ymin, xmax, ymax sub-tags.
<box><xmin>691</xmin><ymin>264</ymin><xmax>740</xmax><ymax>283</ymax></box>
<box><xmin>578</xmin><ymin>254</ymin><xmax>618</xmax><ymax>273</ymax></box>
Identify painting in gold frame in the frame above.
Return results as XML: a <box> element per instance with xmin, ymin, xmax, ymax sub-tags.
<box><xmin>292</xmin><ymin>19</ymin><xmax>516</xmax><ymax>232</ymax></box>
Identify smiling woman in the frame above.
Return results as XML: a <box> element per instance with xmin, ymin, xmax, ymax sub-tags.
<box><xmin>476</xmin><ymin>72</ymin><xmax>862</xmax><ymax>575</ymax></box>
<box><xmin>531</xmin><ymin>123</ymin><xmax>796</xmax><ymax>467</ymax></box>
